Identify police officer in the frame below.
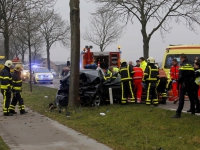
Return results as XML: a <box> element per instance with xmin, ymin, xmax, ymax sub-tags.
<box><xmin>9</xmin><ymin>64</ymin><xmax>27</xmax><ymax>114</ymax></box>
<box><xmin>171</xmin><ymin>54</ymin><xmax>195</xmax><ymax>118</ymax></box>
<box><xmin>144</xmin><ymin>57</ymin><xmax>159</xmax><ymax>106</ymax></box>
<box><xmin>0</xmin><ymin>60</ymin><xmax>13</xmax><ymax>116</ymax></box>
<box><xmin>119</xmin><ymin>60</ymin><xmax>135</xmax><ymax>104</ymax></box>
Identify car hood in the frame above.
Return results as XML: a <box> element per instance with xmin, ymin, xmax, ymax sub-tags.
<box><xmin>35</xmin><ymin>73</ymin><xmax>52</xmax><ymax>76</ymax></box>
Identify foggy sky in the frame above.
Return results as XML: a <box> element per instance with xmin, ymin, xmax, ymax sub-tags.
<box><xmin>50</xmin><ymin>0</ymin><xmax>200</xmax><ymax>65</ymax></box>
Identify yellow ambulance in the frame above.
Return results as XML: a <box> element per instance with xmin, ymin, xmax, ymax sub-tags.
<box><xmin>162</xmin><ymin>45</ymin><xmax>200</xmax><ymax>78</ymax></box>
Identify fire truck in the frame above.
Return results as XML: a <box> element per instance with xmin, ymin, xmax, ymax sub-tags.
<box><xmin>11</xmin><ymin>57</ymin><xmax>23</xmax><ymax>73</ymax></box>
<box><xmin>80</xmin><ymin>46</ymin><xmax>122</xmax><ymax>71</ymax></box>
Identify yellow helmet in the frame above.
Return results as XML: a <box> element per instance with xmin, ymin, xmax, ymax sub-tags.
<box><xmin>4</xmin><ymin>60</ymin><xmax>13</xmax><ymax>68</ymax></box>
<box><xmin>118</xmin><ymin>46</ymin><xmax>121</xmax><ymax>49</ymax></box>
<box><xmin>147</xmin><ymin>57</ymin><xmax>155</xmax><ymax>63</ymax></box>
<box><xmin>14</xmin><ymin>64</ymin><xmax>22</xmax><ymax>71</ymax></box>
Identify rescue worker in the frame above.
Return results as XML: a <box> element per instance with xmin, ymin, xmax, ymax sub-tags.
<box><xmin>170</xmin><ymin>59</ymin><xmax>180</xmax><ymax>104</ymax></box>
<box><xmin>190</xmin><ymin>61</ymin><xmax>200</xmax><ymax>113</ymax></box>
<box><xmin>104</xmin><ymin>66</ymin><xmax>118</xmax><ymax>81</ymax></box>
<box><xmin>139</xmin><ymin>57</ymin><xmax>147</xmax><ymax>71</ymax></box>
<box><xmin>135</xmin><ymin>60</ymin><xmax>140</xmax><ymax>67</ymax></box>
<box><xmin>144</xmin><ymin>57</ymin><xmax>159</xmax><ymax>106</ymax></box>
<box><xmin>119</xmin><ymin>59</ymin><xmax>135</xmax><ymax>104</ymax></box>
<box><xmin>171</xmin><ymin>54</ymin><xmax>195</xmax><ymax>118</ymax></box>
<box><xmin>9</xmin><ymin>64</ymin><xmax>27</xmax><ymax>115</ymax></box>
<box><xmin>156</xmin><ymin>67</ymin><xmax>168</xmax><ymax>104</ymax></box>
<box><xmin>0</xmin><ymin>60</ymin><xmax>13</xmax><ymax>116</ymax></box>
<box><xmin>133</xmin><ymin>65</ymin><xmax>143</xmax><ymax>103</ymax></box>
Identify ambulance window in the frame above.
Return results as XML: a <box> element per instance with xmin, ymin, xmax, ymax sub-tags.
<box><xmin>164</xmin><ymin>54</ymin><xmax>200</xmax><ymax>68</ymax></box>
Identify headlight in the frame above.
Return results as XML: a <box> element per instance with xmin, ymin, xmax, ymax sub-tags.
<box><xmin>50</xmin><ymin>75</ymin><xmax>53</xmax><ymax>78</ymax></box>
<box><xmin>23</xmin><ymin>72</ymin><xmax>26</xmax><ymax>75</ymax></box>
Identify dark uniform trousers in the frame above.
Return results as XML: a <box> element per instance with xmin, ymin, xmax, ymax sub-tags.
<box><xmin>1</xmin><ymin>89</ymin><xmax>11</xmax><ymax>114</ymax></box>
<box><xmin>9</xmin><ymin>92</ymin><xmax>25</xmax><ymax>113</ymax></box>
<box><xmin>121</xmin><ymin>80</ymin><xmax>135</xmax><ymax>103</ymax></box>
<box><xmin>146</xmin><ymin>82</ymin><xmax>158</xmax><ymax>105</ymax></box>
<box><xmin>177</xmin><ymin>83</ymin><xmax>195</xmax><ymax>114</ymax></box>
<box><xmin>156</xmin><ymin>78</ymin><xmax>167</xmax><ymax>103</ymax></box>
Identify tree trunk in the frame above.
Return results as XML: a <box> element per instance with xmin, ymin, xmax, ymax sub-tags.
<box><xmin>22</xmin><ymin>52</ymin><xmax>25</xmax><ymax>64</ymax></box>
<box><xmin>141</xmin><ymin>24</ymin><xmax>149</xmax><ymax>59</ymax></box>
<box><xmin>46</xmin><ymin>41</ymin><xmax>51</xmax><ymax>70</ymax></box>
<box><xmin>68</xmin><ymin>0</ymin><xmax>80</xmax><ymax>107</ymax></box>
<box><xmin>28</xmin><ymin>31</ymin><xmax>32</xmax><ymax>92</ymax></box>
<box><xmin>3</xmin><ymin>25</ymin><xmax>10</xmax><ymax>60</ymax></box>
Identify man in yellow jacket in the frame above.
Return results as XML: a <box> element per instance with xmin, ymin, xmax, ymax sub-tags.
<box><xmin>139</xmin><ymin>57</ymin><xmax>147</xmax><ymax>71</ymax></box>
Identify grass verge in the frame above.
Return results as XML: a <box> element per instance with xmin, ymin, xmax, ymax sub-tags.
<box><xmin>23</xmin><ymin>83</ymin><xmax>200</xmax><ymax>150</ymax></box>
<box><xmin>0</xmin><ymin>136</ymin><xmax>9</xmax><ymax>150</ymax></box>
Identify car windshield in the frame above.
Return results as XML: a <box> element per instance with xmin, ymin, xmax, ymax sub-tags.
<box><xmin>33</xmin><ymin>68</ymin><xmax>50</xmax><ymax>73</ymax></box>
<box><xmin>164</xmin><ymin>54</ymin><xmax>200</xmax><ymax>69</ymax></box>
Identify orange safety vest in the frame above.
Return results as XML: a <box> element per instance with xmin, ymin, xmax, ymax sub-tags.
<box><xmin>158</xmin><ymin>69</ymin><xmax>167</xmax><ymax>78</ymax></box>
<box><xmin>170</xmin><ymin>65</ymin><xmax>179</xmax><ymax>80</ymax></box>
<box><xmin>133</xmin><ymin>67</ymin><xmax>143</xmax><ymax>79</ymax></box>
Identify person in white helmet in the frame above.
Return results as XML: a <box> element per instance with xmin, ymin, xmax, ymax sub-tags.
<box><xmin>143</xmin><ymin>57</ymin><xmax>159</xmax><ymax>106</ymax></box>
<box><xmin>0</xmin><ymin>60</ymin><xmax>13</xmax><ymax>116</ymax></box>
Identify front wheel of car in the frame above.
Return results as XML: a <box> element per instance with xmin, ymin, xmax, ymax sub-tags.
<box><xmin>93</xmin><ymin>93</ymin><xmax>103</xmax><ymax>106</ymax></box>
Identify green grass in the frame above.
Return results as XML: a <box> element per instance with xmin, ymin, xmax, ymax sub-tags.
<box><xmin>23</xmin><ymin>83</ymin><xmax>200</xmax><ymax>150</ymax></box>
<box><xmin>0</xmin><ymin>136</ymin><xmax>9</xmax><ymax>150</ymax></box>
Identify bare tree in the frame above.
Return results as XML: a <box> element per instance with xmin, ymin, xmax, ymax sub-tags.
<box><xmin>94</xmin><ymin>0</ymin><xmax>200</xmax><ymax>58</ymax></box>
<box><xmin>68</xmin><ymin>0</ymin><xmax>80</xmax><ymax>108</ymax></box>
<box><xmin>83</xmin><ymin>11</ymin><xmax>124</xmax><ymax>52</ymax></box>
<box><xmin>39</xmin><ymin>9</ymin><xmax>70</xmax><ymax>70</ymax></box>
<box><xmin>32</xmin><ymin>40</ymin><xmax>45</xmax><ymax>63</ymax></box>
<box><xmin>0</xmin><ymin>34</ymin><xmax>4</xmax><ymax>55</ymax></box>
<box><xmin>0</xmin><ymin>0</ymin><xmax>28</xmax><ymax>59</ymax></box>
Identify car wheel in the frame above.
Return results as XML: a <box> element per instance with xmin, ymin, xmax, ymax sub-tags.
<box><xmin>93</xmin><ymin>93</ymin><xmax>103</xmax><ymax>106</ymax></box>
<box><xmin>33</xmin><ymin>78</ymin><xmax>37</xmax><ymax>84</ymax></box>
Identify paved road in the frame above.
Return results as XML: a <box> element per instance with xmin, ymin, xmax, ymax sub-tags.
<box><xmin>0</xmin><ymin>94</ymin><xmax>112</xmax><ymax>150</ymax></box>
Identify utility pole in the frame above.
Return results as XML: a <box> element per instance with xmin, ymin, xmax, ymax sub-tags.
<box><xmin>68</xmin><ymin>0</ymin><xmax>80</xmax><ymax>107</ymax></box>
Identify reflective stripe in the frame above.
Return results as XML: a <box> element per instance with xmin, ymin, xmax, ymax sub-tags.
<box><xmin>121</xmin><ymin>77</ymin><xmax>132</xmax><ymax>81</ymax></box>
<box><xmin>146</xmin><ymin>78</ymin><xmax>157</xmax><ymax>80</ymax></box>
<box><xmin>0</xmin><ymin>84</ymin><xmax>11</xmax><ymax>89</ymax></box>
<box><xmin>13</xmin><ymin>80</ymin><xmax>22</xmax><ymax>83</ymax></box>
<box><xmin>146</xmin><ymin>83</ymin><xmax>151</xmax><ymax>102</ymax></box>
<box><xmin>121</xmin><ymin>82</ymin><xmax>126</xmax><ymax>100</ymax></box>
<box><xmin>13</xmin><ymin>87</ymin><xmax>22</xmax><ymax>90</ymax></box>
<box><xmin>0</xmin><ymin>76</ymin><xmax>12</xmax><ymax>80</ymax></box>
<box><xmin>129</xmin><ymin>81</ymin><xmax>135</xmax><ymax>101</ymax></box>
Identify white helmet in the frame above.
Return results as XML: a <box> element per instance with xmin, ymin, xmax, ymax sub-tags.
<box><xmin>147</xmin><ymin>57</ymin><xmax>155</xmax><ymax>64</ymax></box>
<box><xmin>4</xmin><ymin>60</ymin><xmax>13</xmax><ymax>68</ymax></box>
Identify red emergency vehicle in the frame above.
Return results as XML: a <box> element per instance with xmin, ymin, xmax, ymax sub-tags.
<box><xmin>80</xmin><ymin>46</ymin><xmax>121</xmax><ymax>70</ymax></box>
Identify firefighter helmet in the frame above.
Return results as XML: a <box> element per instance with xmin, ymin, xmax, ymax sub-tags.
<box><xmin>14</xmin><ymin>64</ymin><xmax>23</xmax><ymax>71</ymax></box>
<box><xmin>4</xmin><ymin>60</ymin><xmax>13</xmax><ymax>68</ymax></box>
<box><xmin>147</xmin><ymin>57</ymin><xmax>155</xmax><ymax>63</ymax></box>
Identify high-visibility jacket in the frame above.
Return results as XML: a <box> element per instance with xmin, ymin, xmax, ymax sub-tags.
<box><xmin>158</xmin><ymin>69</ymin><xmax>167</xmax><ymax>78</ymax></box>
<box><xmin>178</xmin><ymin>60</ymin><xmax>195</xmax><ymax>84</ymax></box>
<box><xmin>12</xmin><ymin>70</ymin><xmax>22</xmax><ymax>91</ymax></box>
<box><xmin>119</xmin><ymin>63</ymin><xmax>134</xmax><ymax>81</ymax></box>
<box><xmin>133</xmin><ymin>67</ymin><xmax>143</xmax><ymax>80</ymax></box>
<box><xmin>104</xmin><ymin>72</ymin><xmax>118</xmax><ymax>81</ymax></box>
<box><xmin>195</xmin><ymin>69</ymin><xmax>200</xmax><ymax>85</ymax></box>
<box><xmin>170</xmin><ymin>65</ymin><xmax>179</xmax><ymax>80</ymax></box>
<box><xmin>144</xmin><ymin>64</ymin><xmax>159</xmax><ymax>82</ymax></box>
<box><xmin>140</xmin><ymin>61</ymin><xmax>147</xmax><ymax>71</ymax></box>
<box><xmin>0</xmin><ymin>66</ymin><xmax>12</xmax><ymax>90</ymax></box>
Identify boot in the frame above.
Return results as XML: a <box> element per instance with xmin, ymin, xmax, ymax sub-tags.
<box><xmin>20</xmin><ymin>110</ymin><xmax>28</xmax><ymax>115</ymax></box>
<box><xmin>3</xmin><ymin>113</ymin><xmax>13</xmax><ymax>116</ymax></box>
<box><xmin>161</xmin><ymin>98</ymin><xmax>166</xmax><ymax>104</ymax></box>
<box><xmin>187</xmin><ymin>109</ymin><xmax>192</xmax><ymax>112</ymax></box>
<box><xmin>171</xmin><ymin>113</ymin><xmax>181</xmax><ymax>118</ymax></box>
<box><xmin>9</xmin><ymin>110</ymin><xmax>17</xmax><ymax>114</ymax></box>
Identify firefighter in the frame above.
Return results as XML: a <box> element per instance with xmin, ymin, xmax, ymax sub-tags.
<box><xmin>104</xmin><ymin>66</ymin><xmax>118</xmax><ymax>81</ymax></box>
<box><xmin>0</xmin><ymin>60</ymin><xmax>13</xmax><ymax>116</ymax></box>
<box><xmin>144</xmin><ymin>57</ymin><xmax>159</xmax><ymax>106</ymax></box>
<box><xmin>139</xmin><ymin>57</ymin><xmax>147</xmax><ymax>71</ymax></box>
<box><xmin>156</xmin><ymin>67</ymin><xmax>168</xmax><ymax>104</ymax></box>
<box><xmin>170</xmin><ymin>59</ymin><xmax>180</xmax><ymax>104</ymax></box>
<box><xmin>171</xmin><ymin>54</ymin><xmax>195</xmax><ymax>118</ymax></box>
<box><xmin>135</xmin><ymin>60</ymin><xmax>140</xmax><ymax>67</ymax></box>
<box><xmin>133</xmin><ymin>66</ymin><xmax>143</xmax><ymax>103</ymax></box>
<box><xmin>119</xmin><ymin>59</ymin><xmax>135</xmax><ymax>104</ymax></box>
<box><xmin>9</xmin><ymin>64</ymin><xmax>27</xmax><ymax>115</ymax></box>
